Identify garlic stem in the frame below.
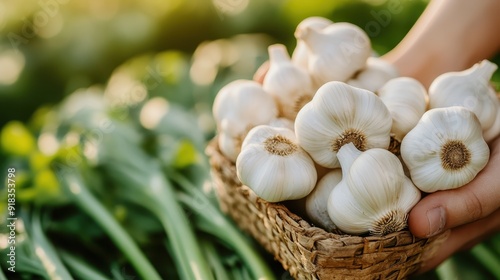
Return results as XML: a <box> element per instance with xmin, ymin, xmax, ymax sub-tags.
<box><xmin>336</xmin><ymin>143</ymin><xmax>362</xmax><ymax>178</ymax></box>
<box><xmin>474</xmin><ymin>60</ymin><xmax>498</xmax><ymax>82</ymax></box>
<box><xmin>268</xmin><ymin>44</ymin><xmax>290</xmax><ymax>64</ymax></box>
<box><xmin>298</xmin><ymin>27</ymin><xmax>321</xmax><ymax>52</ymax></box>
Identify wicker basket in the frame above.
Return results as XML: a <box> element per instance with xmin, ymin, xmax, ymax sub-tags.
<box><xmin>207</xmin><ymin>138</ymin><xmax>449</xmax><ymax>280</ymax></box>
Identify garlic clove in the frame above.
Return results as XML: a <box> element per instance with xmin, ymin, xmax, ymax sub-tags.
<box><xmin>292</xmin><ymin>16</ymin><xmax>333</xmax><ymax>70</ymax></box>
<box><xmin>236</xmin><ymin>125</ymin><xmax>317</xmax><ymax>202</ymax></box>
<box><xmin>429</xmin><ymin>60</ymin><xmax>499</xmax><ymax>133</ymax></box>
<box><xmin>295</xmin><ymin>81</ymin><xmax>392</xmax><ymax>168</ymax></box>
<box><xmin>327</xmin><ymin>143</ymin><xmax>420</xmax><ymax>236</ymax></box>
<box><xmin>298</xmin><ymin>22</ymin><xmax>371</xmax><ymax>86</ymax></box>
<box><xmin>377</xmin><ymin>77</ymin><xmax>428</xmax><ymax>142</ymax></box>
<box><xmin>305</xmin><ymin>169</ymin><xmax>341</xmax><ymax>232</ymax></box>
<box><xmin>263</xmin><ymin>44</ymin><xmax>315</xmax><ymax>120</ymax></box>
<box><xmin>347</xmin><ymin>57</ymin><xmax>399</xmax><ymax>92</ymax></box>
<box><xmin>213</xmin><ymin>79</ymin><xmax>278</xmax><ymax>137</ymax></box>
<box><xmin>400</xmin><ymin>106</ymin><xmax>490</xmax><ymax>192</ymax></box>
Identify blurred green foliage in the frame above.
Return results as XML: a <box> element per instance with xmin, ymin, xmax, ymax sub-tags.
<box><xmin>0</xmin><ymin>0</ymin><xmax>434</xmax><ymax>127</ymax></box>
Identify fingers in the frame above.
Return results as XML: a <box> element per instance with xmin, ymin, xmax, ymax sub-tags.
<box><xmin>408</xmin><ymin>136</ymin><xmax>500</xmax><ymax>238</ymax></box>
<box><xmin>418</xmin><ymin>206</ymin><xmax>500</xmax><ymax>273</ymax></box>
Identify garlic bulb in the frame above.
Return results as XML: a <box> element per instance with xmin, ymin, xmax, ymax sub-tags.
<box><xmin>483</xmin><ymin>87</ymin><xmax>500</xmax><ymax>142</ymax></box>
<box><xmin>296</xmin><ymin>22</ymin><xmax>371</xmax><ymax>86</ymax></box>
<box><xmin>295</xmin><ymin>81</ymin><xmax>392</xmax><ymax>168</ymax></box>
<box><xmin>218</xmin><ymin>131</ymin><xmax>241</xmax><ymax>162</ymax></box>
<box><xmin>213</xmin><ymin>79</ymin><xmax>278</xmax><ymax>137</ymax></box>
<box><xmin>377</xmin><ymin>77</ymin><xmax>428</xmax><ymax>142</ymax></box>
<box><xmin>268</xmin><ymin>117</ymin><xmax>295</xmax><ymax>130</ymax></box>
<box><xmin>347</xmin><ymin>57</ymin><xmax>399</xmax><ymax>92</ymax></box>
<box><xmin>401</xmin><ymin>107</ymin><xmax>490</xmax><ymax>192</ymax></box>
<box><xmin>292</xmin><ymin>16</ymin><xmax>333</xmax><ymax>70</ymax></box>
<box><xmin>263</xmin><ymin>44</ymin><xmax>315</xmax><ymax>120</ymax></box>
<box><xmin>327</xmin><ymin>143</ymin><xmax>421</xmax><ymax>236</ymax></box>
<box><xmin>483</xmin><ymin>111</ymin><xmax>500</xmax><ymax>142</ymax></box>
<box><xmin>236</xmin><ymin>125</ymin><xmax>317</xmax><ymax>202</ymax></box>
<box><xmin>429</xmin><ymin>60</ymin><xmax>499</xmax><ymax>134</ymax></box>
<box><xmin>305</xmin><ymin>169</ymin><xmax>341</xmax><ymax>232</ymax></box>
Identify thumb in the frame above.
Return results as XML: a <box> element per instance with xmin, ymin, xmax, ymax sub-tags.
<box><xmin>408</xmin><ymin>137</ymin><xmax>500</xmax><ymax>238</ymax></box>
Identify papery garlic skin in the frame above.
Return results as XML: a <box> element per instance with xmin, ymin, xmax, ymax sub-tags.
<box><xmin>292</xmin><ymin>16</ymin><xmax>333</xmax><ymax>70</ymax></box>
<box><xmin>295</xmin><ymin>81</ymin><xmax>392</xmax><ymax>168</ymax></box>
<box><xmin>213</xmin><ymin>79</ymin><xmax>278</xmax><ymax>137</ymax></box>
<box><xmin>297</xmin><ymin>22</ymin><xmax>371</xmax><ymax>86</ymax></box>
<box><xmin>327</xmin><ymin>143</ymin><xmax>420</xmax><ymax>236</ymax></box>
<box><xmin>401</xmin><ymin>107</ymin><xmax>490</xmax><ymax>193</ymax></box>
<box><xmin>377</xmin><ymin>77</ymin><xmax>428</xmax><ymax>142</ymax></box>
<box><xmin>236</xmin><ymin>125</ymin><xmax>317</xmax><ymax>202</ymax></box>
<box><xmin>429</xmin><ymin>60</ymin><xmax>499</xmax><ymax>133</ymax></box>
<box><xmin>263</xmin><ymin>44</ymin><xmax>314</xmax><ymax>120</ymax></box>
<box><xmin>347</xmin><ymin>57</ymin><xmax>399</xmax><ymax>92</ymax></box>
<box><xmin>305</xmin><ymin>169</ymin><xmax>341</xmax><ymax>232</ymax></box>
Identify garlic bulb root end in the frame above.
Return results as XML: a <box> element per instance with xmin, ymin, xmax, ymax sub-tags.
<box><xmin>440</xmin><ymin>140</ymin><xmax>471</xmax><ymax>170</ymax></box>
<box><xmin>370</xmin><ymin>208</ymin><xmax>407</xmax><ymax>236</ymax></box>
<box><xmin>332</xmin><ymin>128</ymin><xmax>367</xmax><ymax>152</ymax></box>
<box><xmin>264</xmin><ymin>134</ymin><xmax>298</xmax><ymax>156</ymax></box>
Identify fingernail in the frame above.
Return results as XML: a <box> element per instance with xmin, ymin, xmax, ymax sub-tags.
<box><xmin>426</xmin><ymin>207</ymin><xmax>446</xmax><ymax>237</ymax></box>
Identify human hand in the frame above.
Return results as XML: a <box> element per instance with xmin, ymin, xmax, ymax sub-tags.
<box><xmin>408</xmin><ymin>135</ymin><xmax>500</xmax><ymax>273</ymax></box>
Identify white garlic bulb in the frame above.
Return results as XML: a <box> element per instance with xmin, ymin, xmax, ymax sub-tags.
<box><xmin>429</xmin><ymin>60</ymin><xmax>499</xmax><ymax>134</ymax></box>
<box><xmin>483</xmin><ymin>87</ymin><xmax>500</xmax><ymax>142</ymax></box>
<box><xmin>377</xmin><ymin>77</ymin><xmax>428</xmax><ymax>142</ymax></box>
<box><xmin>401</xmin><ymin>107</ymin><xmax>490</xmax><ymax>193</ymax></box>
<box><xmin>218</xmin><ymin>131</ymin><xmax>241</xmax><ymax>162</ymax></box>
<box><xmin>296</xmin><ymin>22</ymin><xmax>371</xmax><ymax>86</ymax></box>
<box><xmin>268</xmin><ymin>117</ymin><xmax>295</xmax><ymax>131</ymax></box>
<box><xmin>305</xmin><ymin>169</ymin><xmax>341</xmax><ymax>232</ymax></box>
<box><xmin>327</xmin><ymin>143</ymin><xmax>421</xmax><ymax>236</ymax></box>
<box><xmin>236</xmin><ymin>125</ymin><xmax>317</xmax><ymax>202</ymax></box>
<box><xmin>347</xmin><ymin>57</ymin><xmax>399</xmax><ymax>92</ymax></box>
<box><xmin>484</xmin><ymin>111</ymin><xmax>500</xmax><ymax>142</ymax></box>
<box><xmin>263</xmin><ymin>44</ymin><xmax>315</xmax><ymax>120</ymax></box>
<box><xmin>213</xmin><ymin>79</ymin><xmax>278</xmax><ymax>137</ymax></box>
<box><xmin>295</xmin><ymin>81</ymin><xmax>392</xmax><ymax>168</ymax></box>
<box><xmin>292</xmin><ymin>16</ymin><xmax>333</xmax><ymax>70</ymax></box>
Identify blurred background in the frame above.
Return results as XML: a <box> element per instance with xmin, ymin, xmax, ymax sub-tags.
<box><xmin>1</xmin><ymin>0</ymin><xmax>499</xmax><ymax>127</ymax></box>
<box><xmin>0</xmin><ymin>0</ymin><xmax>433</xmax><ymax>128</ymax></box>
<box><xmin>1</xmin><ymin>0</ymin><xmax>500</xmax><ymax>279</ymax></box>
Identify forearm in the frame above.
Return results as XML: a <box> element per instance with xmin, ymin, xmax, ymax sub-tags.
<box><xmin>383</xmin><ymin>0</ymin><xmax>500</xmax><ymax>87</ymax></box>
